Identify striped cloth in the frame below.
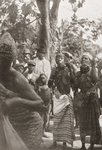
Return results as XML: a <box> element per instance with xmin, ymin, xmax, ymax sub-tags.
<box><xmin>53</xmin><ymin>95</ymin><xmax>74</xmax><ymax>146</ymax></box>
<box><xmin>8</xmin><ymin>105</ymin><xmax>43</xmax><ymax>150</ymax></box>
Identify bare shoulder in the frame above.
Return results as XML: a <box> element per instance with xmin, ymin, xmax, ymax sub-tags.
<box><xmin>9</xmin><ymin>67</ymin><xmax>27</xmax><ymax>84</ymax></box>
<box><xmin>9</xmin><ymin>67</ymin><xmax>42</xmax><ymax>100</ymax></box>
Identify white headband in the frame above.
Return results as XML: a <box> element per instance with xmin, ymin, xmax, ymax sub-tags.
<box><xmin>82</xmin><ymin>52</ymin><xmax>93</xmax><ymax>60</ymax></box>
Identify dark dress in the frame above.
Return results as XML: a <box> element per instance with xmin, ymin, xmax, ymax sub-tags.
<box><xmin>74</xmin><ymin>70</ymin><xmax>101</xmax><ymax>144</ymax></box>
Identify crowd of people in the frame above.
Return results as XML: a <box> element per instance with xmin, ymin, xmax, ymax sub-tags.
<box><xmin>0</xmin><ymin>32</ymin><xmax>102</xmax><ymax>150</ymax></box>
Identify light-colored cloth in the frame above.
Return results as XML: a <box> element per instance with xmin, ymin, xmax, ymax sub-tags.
<box><xmin>27</xmin><ymin>72</ymin><xmax>39</xmax><ymax>83</ymax></box>
<box><xmin>99</xmin><ymin>115</ymin><xmax>102</xmax><ymax>144</ymax></box>
<box><xmin>53</xmin><ymin>95</ymin><xmax>74</xmax><ymax>145</ymax></box>
<box><xmin>53</xmin><ymin>94</ymin><xmax>70</xmax><ymax>114</ymax></box>
<box><xmin>34</xmin><ymin>57</ymin><xmax>51</xmax><ymax>80</ymax></box>
<box><xmin>24</xmin><ymin>70</ymin><xmax>39</xmax><ymax>84</ymax></box>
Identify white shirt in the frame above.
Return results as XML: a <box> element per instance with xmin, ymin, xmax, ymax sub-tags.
<box><xmin>34</xmin><ymin>57</ymin><xmax>51</xmax><ymax>80</ymax></box>
<box><xmin>27</xmin><ymin>72</ymin><xmax>39</xmax><ymax>83</ymax></box>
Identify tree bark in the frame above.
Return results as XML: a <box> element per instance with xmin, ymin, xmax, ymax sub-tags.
<box><xmin>50</xmin><ymin>0</ymin><xmax>61</xmax><ymax>66</ymax></box>
<box><xmin>50</xmin><ymin>0</ymin><xmax>61</xmax><ymax>27</ymax></box>
<box><xmin>36</xmin><ymin>0</ymin><xmax>61</xmax><ymax>62</ymax></box>
<box><xmin>36</xmin><ymin>0</ymin><xmax>50</xmax><ymax>58</ymax></box>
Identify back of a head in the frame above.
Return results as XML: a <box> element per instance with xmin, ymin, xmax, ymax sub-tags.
<box><xmin>22</xmin><ymin>48</ymin><xmax>31</xmax><ymax>55</ymax></box>
<box><xmin>0</xmin><ymin>32</ymin><xmax>17</xmax><ymax>68</ymax></box>
<box><xmin>0</xmin><ymin>32</ymin><xmax>16</xmax><ymax>58</ymax></box>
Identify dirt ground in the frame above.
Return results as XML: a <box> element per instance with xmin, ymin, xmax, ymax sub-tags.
<box><xmin>39</xmin><ymin>120</ymin><xmax>102</xmax><ymax>150</ymax></box>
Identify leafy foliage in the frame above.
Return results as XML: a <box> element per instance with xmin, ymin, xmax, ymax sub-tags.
<box><xmin>61</xmin><ymin>15</ymin><xmax>102</xmax><ymax>57</ymax></box>
<box><xmin>0</xmin><ymin>0</ymin><xmax>102</xmax><ymax>64</ymax></box>
<box><xmin>0</xmin><ymin>0</ymin><xmax>39</xmax><ymax>43</ymax></box>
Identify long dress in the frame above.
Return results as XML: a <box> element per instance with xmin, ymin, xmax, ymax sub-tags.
<box><xmin>74</xmin><ymin>71</ymin><xmax>101</xmax><ymax>144</ymax></box>
<box><xmin>51</xmin><ymin>65</ymin><xmax>74</xmax><ymax>146</ymax></box>
<box><xmin>53</xmin><ymin>94</ymin><xmax>74</xmax><ymax>145</ymax></box>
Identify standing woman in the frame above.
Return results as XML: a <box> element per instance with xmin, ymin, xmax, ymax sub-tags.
<box><xmin>49</xmin><ymin>53</ymin><xmax>75</xmax><ymax>149</ymax></box>
<box><xmin>0</xmin><ymin>32</ymin><xmax>46</xmax><ymax>150</ymax></box>
<box><xmin>74</xmin><ymin>52</ymin><xmax>101</xmax><ymax>150</ymax></box>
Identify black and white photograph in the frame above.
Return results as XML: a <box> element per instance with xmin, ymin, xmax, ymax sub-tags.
<box><xmin>0</xmin><ymin>0</ymin><xmax>102</xmax><ymax>150</ymax></box>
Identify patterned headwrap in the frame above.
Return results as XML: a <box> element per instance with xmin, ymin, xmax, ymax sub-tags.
<box><xmin>0</xmin><ymin>32</ymin><xmax>16</xmax><ymax>58</ymax></box>
<box><xmin>82</xmin><ymin>52</ymin><xmax>93</xmax><ymax>60</ymax></box>
<box><xmin>62</xmin><ymin>51</ymin><xmax>73</xmax><ymax>59</ymax></box>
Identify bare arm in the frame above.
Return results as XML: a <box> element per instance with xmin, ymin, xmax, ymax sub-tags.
<box><xmin>4</xmin><ymin>97</ymin><xmax>46</xmax><ymax>111</ymax></box>
<box><xmin>66</xmin><ymin>63</ymin><xmax>75</xmax><ymax>84</ymax></box>
<box><xmin>90</xmin><ymin>59</ymin><xmax>98</xmax><ymax>84</ymax></box>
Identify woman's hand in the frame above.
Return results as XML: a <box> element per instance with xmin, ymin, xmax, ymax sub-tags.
<box><xmin>91</xmin><ymin>55</ymin><xmax>96</xmax><ymax>67</ymax></box>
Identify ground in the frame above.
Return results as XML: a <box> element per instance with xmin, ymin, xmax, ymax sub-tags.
<box><xmin>39</xmin><ymin>119</ymin><xmax>102</xmax><ymax>150</ymax></box>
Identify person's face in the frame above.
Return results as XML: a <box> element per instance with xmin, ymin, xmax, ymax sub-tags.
<box><xmin>28</xmin><ymin>65</ymin><xmax>35</xmax><ymax>73</ymax></box>
<box><xmin>81</xmin><ymin>55</ymin><xmax>90</xmax><ymax>66</ymax></box>
<box><xmin>64</xmin><ymin>56</ymin><xmax>72</xmax><ymax>64</ymax></box>
<box><xmin>37</xmin><ymin>52</ymin><xmax>44</xmax><ymax>60</ymax></box>
<box><xmin>16</xmin><ymin>66</ymin><xmax>24</xmax><ymax>74</ymax></box>
<box><xmin>40</xmin><ymin>74</ymin><xmax>47</xmax><ymax>85</ymax></box>
<box><xmin>24</xmin><ymin>54</ymin><xmax>31</xmax><ymax>63</ymax></box>
<box><xmin>56</xmin><ymin>56</ymin><xmax>64</xmax><ymax>66</ymax></box>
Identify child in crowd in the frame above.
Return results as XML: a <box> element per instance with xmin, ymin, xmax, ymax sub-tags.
<box><xmin>36</xmin><ymin>73</ymin><xmax>51</xmax><ymax>137</ymax></box>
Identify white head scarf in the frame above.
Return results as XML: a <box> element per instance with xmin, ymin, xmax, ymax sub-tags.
<box><xmin>82</xmin><ymin>52</ymin><xmax>93</xmax><ymax>60</ymax></box>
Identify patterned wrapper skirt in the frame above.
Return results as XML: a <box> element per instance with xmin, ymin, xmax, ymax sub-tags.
<box><xmin>53</xmin><ymin>95</ymin><xmax>74</xmax><ymax>146</ymax></box>
<box><xmin>8</xmin><ymin>106</ymin><xmax>43</xmax><ymax>150</ymax></box>
<box><xmin>79</xmin><ymin>92</ymin><xmax>101</xmax><ymax>144</ymax></box>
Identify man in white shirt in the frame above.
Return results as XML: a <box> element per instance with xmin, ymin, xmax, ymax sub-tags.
<box><xmin>34</xmin><ymin>48</ymin><xmax>51</xmax><ymax>81</ymax></box>
<box><xmin>24</xmin><ymin>60</ymin><xmax>39</xmax><ymax>89</ymax></box>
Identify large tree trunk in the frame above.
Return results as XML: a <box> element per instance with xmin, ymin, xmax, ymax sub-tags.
<box><xmin>50</xmin><ymin>0</ymin><xmax>61</xmax><ymax>66</ymax></box>
<box><xmin>36</xmin><ymin>0</ymin><xmax>50</xmax><ymax>59</ymax></box>
<box><xmin>36</xmin><ymin>0</ymin><xmax>61</xmax><ymax>62</ymax></box>
<box><xmin>50</xmin><ymin>0</ymin><xmax>61</xmax><ymax>31</ymax></box>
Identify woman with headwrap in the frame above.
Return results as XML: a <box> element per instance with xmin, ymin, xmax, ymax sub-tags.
<box><xmin>74</xmin><ymin>52</ymin><xmax>101</xmax><ymax>150</ymax></box>
<box><xmin>49</xmin><ymin>53</ymin><xmax>75</xmax><ymax>149</ymax></box>
<box><xmin>0</xmin><ymin>32</ymin><xmax>46</xmax><ymax>150</ymax></box>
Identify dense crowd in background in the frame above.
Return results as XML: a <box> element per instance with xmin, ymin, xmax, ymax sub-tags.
<box><xmin>0</xmin><ymin>32</ymin><xmax>102</xmax><ymax>150</ymax></box>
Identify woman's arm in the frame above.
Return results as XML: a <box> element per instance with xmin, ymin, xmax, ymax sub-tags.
<box><xmin>90</xmin><ymin>59</ymin><xmax>98</xmax><ymax>84</ymax></box>
<box><xmin>66</xmin><ymin>63</ymin><xmax>75</xmax><ymax>84</ymax></box>
<box><xmin>4</xmin><ymin>97</ymin><xmax>46</xmax><ymax>112</ymax></box>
